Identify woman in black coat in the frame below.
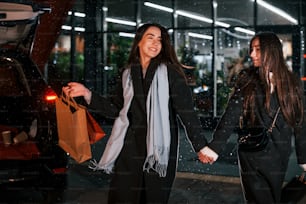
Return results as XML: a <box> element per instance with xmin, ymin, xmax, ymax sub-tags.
<box><xmin>198</xmin><ymin>32</ymin><xmax>306</xmax><ymax>203</ymax></box>
<box><xmin>63</xmin><ymin>23</ymin><xmax>208</xmax><ymax>204</ymax></box>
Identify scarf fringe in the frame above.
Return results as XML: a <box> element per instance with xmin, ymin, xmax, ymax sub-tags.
<box><xmin>143</xmin><ymin>147</ymin><xmax>170</xmax><ymax>178</ymax></box>
<box><xmin>88</xmin><ymin>159</ymin><xmax>114</xmax><ymax>174</ymax></box>
<box><xmin>143</xmin><ymin>155</ymin><xmax>168</xmax><ymax>177</ymax></box>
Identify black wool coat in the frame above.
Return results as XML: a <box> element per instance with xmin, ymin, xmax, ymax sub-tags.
<box><xmin>209</xmin><ymin>69</ymin><xmax>306</xmax><ymax>164</ymax></box>
<box><xmin>88</xmin><ymin>60</ymin><xmax>207</xmax><ymax>203</ymax></box>
<box><xmin>208</xmin><ymin>68</ymin><xmax>306</xmax><ymax>203</ymax></box>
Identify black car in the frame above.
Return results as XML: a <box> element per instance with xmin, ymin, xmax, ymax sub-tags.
<box><xmin>0</xmin><ymin>0</ymin><xmax>68</xmax><ymax>196</ymax></box>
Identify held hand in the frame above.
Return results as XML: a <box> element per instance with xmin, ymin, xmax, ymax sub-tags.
<box><xmin>198</xmin><ymin>152</ymin><xmax>214</xmax><ymax>164</ymax></box>
<box><xmin>198</xmin><ymin>146</ymin><xmax>219</xmax><ymax>164</ymax></box>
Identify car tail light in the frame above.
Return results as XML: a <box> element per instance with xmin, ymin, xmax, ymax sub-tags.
<box><xmin>44</xmin><ymin>88</ymin><xmax>57</xmax><ymax>102</ymax></box>
<box><xmin>52</xmin><ymin>167</ymin><xmax>68</xmax><ymax>174</ymax></box>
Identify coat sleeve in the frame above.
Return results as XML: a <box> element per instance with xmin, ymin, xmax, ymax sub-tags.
<box><xmin>168</xmin><ymin>66</ymin><xmax>207</xmax><ymax>152</ymax></box>
<box><xmin>294</xmin><ymin>97</ymin><xmax>306</xmax><ymax>165</ymax></box>
<box><xmin>87</xmin><ymin>74</ymin><xmax>124</xmax><ymax>119</ymax></box>
<box><xmin>208</xmin><ymin>88</ymin><xmax>242</xmax><ymax>154</ymax></box>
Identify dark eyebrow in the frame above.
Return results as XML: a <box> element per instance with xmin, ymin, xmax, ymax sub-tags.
<box><xmin>145</xmin><ymin>33</ymin><xmax>161</xmax><ymax>39</ymax></box>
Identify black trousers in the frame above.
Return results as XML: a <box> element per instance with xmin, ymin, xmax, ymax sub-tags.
<box><xmin>238</xmin><ymin>141</ymin><xmax>290</xmax><ymax>204</ymax></box>
<box><xmin>108</xmin><ymin>170</ymin><xmax>174</xmax><ymax>204</ymax></box>
<box><xmin>107</xmin><ymin>139</ymin><xmax>177</xmax><ymax>204</ymax></box>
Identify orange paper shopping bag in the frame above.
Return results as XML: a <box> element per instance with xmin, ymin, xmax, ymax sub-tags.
<box><xmin>86</xmin><ymin>111</ymin><xmax>106</xmax><ymax>144</ymax></box>
<box><xmin>55</xmin><ymin>93</ymin><xmax>92</xmax><ymax>163</ymax></box>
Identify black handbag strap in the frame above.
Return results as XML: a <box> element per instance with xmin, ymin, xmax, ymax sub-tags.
<box><xmin>239</xmin><ymin>107</ymin><xmax>280</xmax><ymax>132</ymax></box>
<box><xmin>268</xmin><ymin>107</ymin><xmax>280</xmax><ymax>133</ymax></box>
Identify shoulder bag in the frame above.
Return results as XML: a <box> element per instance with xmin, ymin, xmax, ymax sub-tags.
<box><xmin>238</xmin><ymin>107</ymin><xmax>280</xmax><ymax>152</ymax></box>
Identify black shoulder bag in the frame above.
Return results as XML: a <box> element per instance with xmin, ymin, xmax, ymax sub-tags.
<box><xmin>238</xmin><ymin>107</ymin><xmax>280</xmax><ymax>152</ymax></box>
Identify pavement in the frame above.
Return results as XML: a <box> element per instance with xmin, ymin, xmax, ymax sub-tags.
<box><xmin>1</xmin><ymin>124</ymin><xmax>306</xmax><ymax>203</ymax></box>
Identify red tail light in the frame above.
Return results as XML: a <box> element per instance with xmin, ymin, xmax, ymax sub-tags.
<box><xmin>44</xmin><ymin>88</ymin><xmax>58</xmax><ymax>102</ymax></box>
<box><xmin>52</xmin><ymin>167</ymin><xmax>68</xmax><ymax>174</ymax></box>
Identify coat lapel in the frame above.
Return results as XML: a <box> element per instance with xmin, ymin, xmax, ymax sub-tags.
<box><xmin>143</xmin><ymin>61</ymin><xmax>158</xmax><ymax>94</ymax></box>
<box><xmin>130</xmin><ymin>61</ymin><xmax>159</xmax><ymax>113</ymax></box>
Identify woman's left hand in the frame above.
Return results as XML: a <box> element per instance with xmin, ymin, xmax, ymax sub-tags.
<box><xmin>62</xmin><ymin>82</ymin><xmax>92</xmax><ymax>104</ymax></box>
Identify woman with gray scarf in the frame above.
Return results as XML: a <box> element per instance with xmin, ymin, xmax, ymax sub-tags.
<box><xmin>63</xmin><ymin>23</ymin><xmax>208</xmax><ymax>204</ymax></box>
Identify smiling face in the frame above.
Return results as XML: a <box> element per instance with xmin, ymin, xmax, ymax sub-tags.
<box><xmin>138</xmin><ymin>26</ymin><xmax>162</xmax><ymax>67</ymax></box>
<box><xmin>250</xmin><ymin>37</ymin><xmax>261</xmax><ymax>67</ymax></box>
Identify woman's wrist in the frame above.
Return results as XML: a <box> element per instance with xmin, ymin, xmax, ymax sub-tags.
<box><xmin>299</xmin><ymin>164</ymin><xmax>306</xmax><ymax>172</ymax></box>
<box><xmin>84</xmin><ymin>89</ymin><xmax>92</xmax><ymax>105</ymax></box>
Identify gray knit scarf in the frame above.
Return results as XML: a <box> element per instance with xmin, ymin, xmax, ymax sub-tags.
<box><xmin>89</xmin><ymin>64</ymin><xmax>171</xmax><ymax>177</ymax></box>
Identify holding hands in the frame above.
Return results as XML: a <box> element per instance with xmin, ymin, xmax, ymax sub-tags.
<box><xmin>198</xmin><ymin>146</ymin><xmax>219</xmax><ymax>164</ymax></box>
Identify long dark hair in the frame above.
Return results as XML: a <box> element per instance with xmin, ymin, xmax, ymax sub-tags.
<box><xmin>242</xmin><ymin>32</ymin><xmax>304</xmax><ymax>127</ymax></box>
<box><xmin>126</xmin><ymin>23</ymin><xmax>185</xmax><ymax>76</ymax></box>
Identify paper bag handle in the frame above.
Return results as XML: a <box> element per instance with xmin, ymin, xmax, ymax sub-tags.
<box><xmin>60</xmin><ymin>91</ymin><xmax>81</xmax><ymax>110</ymax></box>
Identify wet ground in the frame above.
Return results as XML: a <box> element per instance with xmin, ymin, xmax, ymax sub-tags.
<box><xmin>0</xmin><ymin>125</ymin><xmax>305</xmax><ymax>203</ymax></box>
<box><xmin>0</xmin><ymin>165</ymin><xmax>244</xmax><ymax>204</ymax></box>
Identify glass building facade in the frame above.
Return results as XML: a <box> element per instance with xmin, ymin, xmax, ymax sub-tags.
<box><xmin>50</xmin><ymin>0</ymin><xmax>306</xmax><ymax>123</ymax></box>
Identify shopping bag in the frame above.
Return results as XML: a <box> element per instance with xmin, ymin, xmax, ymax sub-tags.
<box><xmin>86</xmin><ymin>111</ymin><xmax>106</xmax><ymax>144</ymax></box>
<box><xmin>281</xmin><ymin>173</ymin><xmax>306</xmax><ymax>203</ymax></box>
<box><xmin>55</xmin><ymin>93</ymin><xmax>92</xmax><ymax>163</ymax></box>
